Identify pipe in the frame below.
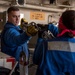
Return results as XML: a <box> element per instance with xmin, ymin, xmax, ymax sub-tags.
<box><xmin>15</xmin><ymin>4</ymin><xmax>66</xmax><ymax>12</ymax></box>
<box><xmin>48</xmin><ymin>15</ymin><xmax>52</xmax><ymax>24</ymax></box>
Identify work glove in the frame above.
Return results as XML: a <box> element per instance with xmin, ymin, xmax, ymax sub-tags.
<box><xmin>37</xmin><ymin>24</ymin><xmax>48</xmax><ymax>38</ymax></box>
<box><xmin>37</xmin><ymin>24</ymin><xmax>55</xmax><ymax>39</ymax></box>
<box><xmin>20</xmin><ymin>18</ymin><xmax>28</xmax><ymax>31</ymax></box>
<box><xmin>26</xmin><ymin>22</ymin><xmax>38</xmax><ymax>36</ymax></box>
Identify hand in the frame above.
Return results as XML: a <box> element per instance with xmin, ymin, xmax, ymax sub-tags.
<box><xmin>26</xmin><ymin>22</ymin><xmax>38</xmax><ymax>36</ymax></box>
<box><xmin>37</xmin><ymin>24</ymin><xmax>48</xmax><ymax>38</ymax></box>
<box><xmin>20</xmin><ymin>18</ymin><xmax>28</xmax><ymax>31</ymax></box>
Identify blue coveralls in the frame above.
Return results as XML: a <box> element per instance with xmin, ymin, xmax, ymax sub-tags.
<box><xmin>33</xmin><ymin>25</ymin><xmax>75</xmax><ymax>75</ymax></box>
<box><xmin>1</xmin><ymin>22</ymin><xmax>30</xmax><ymax>63</ymax></box>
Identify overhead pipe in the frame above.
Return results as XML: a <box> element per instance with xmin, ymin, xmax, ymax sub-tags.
<box><xmin>15</xmin><ymin>4</ymin><xmax>67</xmax><ymax>12</ymax></box>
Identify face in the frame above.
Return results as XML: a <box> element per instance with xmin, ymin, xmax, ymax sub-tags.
<box><xmin>8</xmin><ymin>11</ymin><xmax>20</xmax><ymax>26</ymax></box>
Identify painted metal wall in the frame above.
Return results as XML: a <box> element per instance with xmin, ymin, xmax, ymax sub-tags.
<box><xmin>0</xmin><ymin>5</ymin><xmax>61</xmax><ymax>28</ymax></box>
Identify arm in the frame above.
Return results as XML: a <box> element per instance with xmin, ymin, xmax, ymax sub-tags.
<box><xmin>33</xmin><ymin>24</ymin><xmax>58</xmax><ymax>65</ymax></box>
<box><xmin>4</xmin><ymin>28</ymin><xmax>31</xmax><ymax>47</ymax></box>
<box><xmin>48</xmin><ymin>24</ymin><xmax>58</xmax><ymax>37</ymax></box>
<box><xmin>38</xmin><ymin>24</ymin><xmax>58</xmax><ymax>39</ymax></box>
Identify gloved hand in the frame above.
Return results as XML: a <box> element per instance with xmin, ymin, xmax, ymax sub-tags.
<box><xmin>26</xmin><ymin>22</ymin><xmax>38</xmax><ymax>36</ymax></box>
<box><xmin>37</xmin><ymin>24</ymin><xmax>55</xmax><ymax>39</ymax></box>
<box><xmin>37</xmin><ymin>24</ymin><xmax>48</xmax><ymax>38</ymax></box>
<box><xmin>20</xmin><ymin>18</ymin><xmax>28</xmax><ymax>31</ymax></box>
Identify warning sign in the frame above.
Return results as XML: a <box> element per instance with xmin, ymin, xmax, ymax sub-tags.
<box><xmin>30</xmin><ymin>12</ymin><xmax>45</xmax><ymax>20</ymax></box>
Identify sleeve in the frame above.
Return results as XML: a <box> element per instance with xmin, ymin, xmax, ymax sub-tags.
<box><xmin>4</xmin><ymin>28</ymin><xmax>31</xmax><ymax>47</ymax></box>
<box><xmin>33</xmin><ymin>38</ymin><xmax>45</xmax><ymax>65</ymax></box>
<box><xmin>48</xmin><ymin>24</ymin><xmax>58</xmax><ymax>37</ymax></box>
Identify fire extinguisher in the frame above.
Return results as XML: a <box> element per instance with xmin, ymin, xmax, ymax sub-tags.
<box><xmin>19</xmin><ymin>47</ymin><xmax>29</xmax><ymax>75</ymax></box>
